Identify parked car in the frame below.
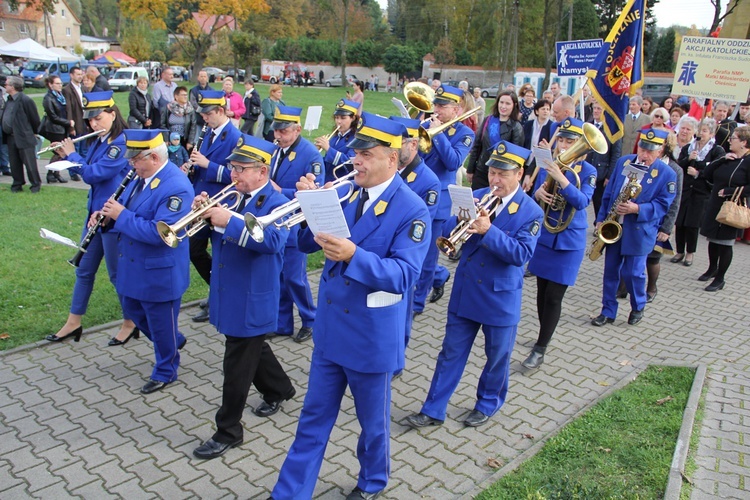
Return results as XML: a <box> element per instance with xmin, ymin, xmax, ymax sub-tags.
<box><xmin>324</xmin><ymin>74</ymin><xmax>357</xmax><ymax>87</ymax></box>
<box><xmin>227</xmin><ymin>68</ymin><xmax>245</xmax><ymax>82</ymax></box>
<box><xmin>21</xmin><ymin>60</ymin><xmax>78</xmax><ymax>88</ymax></box>
<box><xmin>202</xmin><ymin>66</ymin><xmax>226</xmax><ymax>82</ymax></box>
<box><xmin>251</xmin><ymin>74</ymin><xmax>259</xmax><ymax>82</ymax></box>
<box><xmin>481</xmin><ymin>84</ymin><xmax>499</xmax><ymax>99</ymax></box>
<box><xmin>108</xmin><ymin>67</ymin><xmax>149</xmax><ymax>92</ymax></box>
<box><xmin>443</xmin><ymin>79</ymin><xmax>475</xmax><ymax>94</ymax></box>
<box><xmin>170</xmin><ymin>65</ymin><xmax>187</xmax><ymax>80</ymax></box>
<box><xmin>0</xmin><ymin>63</ymin><xmax>13</xmax><ymax>87</ymax></box>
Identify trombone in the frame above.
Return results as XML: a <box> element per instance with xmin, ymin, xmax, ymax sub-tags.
<box><xmin>245</xmin><ymin>161</ymin><xmax>357</xmax><ymax>243</ymax></box>
<box><xmin>436</xmin><ymin>187</ymin><xmax>502</xmax><ymax>258</ymax></box>
<box><xmin>157</xmin><ymin>182</ymin><xmax>243</xmax><ymax>247</ymax></box>
<box><xmin>419</xmin><ymin>106</ymin><xmax>482</xmax><ymax>154</ymax></box>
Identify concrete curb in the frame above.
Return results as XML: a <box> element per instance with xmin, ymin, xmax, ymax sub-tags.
<box><xmin>664</xmin><ymin>364</ymin><xmax>707</xmax><ymax>500</ymax></box>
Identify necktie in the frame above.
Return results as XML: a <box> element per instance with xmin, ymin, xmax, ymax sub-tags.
<box><xmin>355</xmin><ymin>189</ymin><xmax>369</xmax><ymax>222</ymax></box>
<box><xmin>489</xmin><ymin>199</ymin><xmax>502</xmax><ymax>223</ymax></box>
<box><xmin>127</xmin><ymin>179</ymin><xmax>145</xmax><ymax>208</ymax></box>
<box><xmin>632</xmin><ymin>114</ymin><xmax>637</xmax><ymax>121</ymax></box>
<box><xmin>272</xmin><ymin>149</ymin><xmax>286</xmax><ymax>181</ymax></box>
<box><xmin>237</xmin><ymin>193</ymin><xmax>251</xmax><ymax>212</ymax></box>
<box><xmin>206</xmin><ymin>131</ymin><xmax>216</xmax><ymax>149</ymax></box>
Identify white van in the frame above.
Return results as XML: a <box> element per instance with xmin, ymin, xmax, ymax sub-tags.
<box><xmin>108</xmin><ymin>67</ymin><xmax>149</xmax><ymax>92</ymax></box>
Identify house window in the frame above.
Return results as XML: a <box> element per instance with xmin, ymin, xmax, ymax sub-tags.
<box><xmin>19</xmin><ymin>24</ymin><xmax>28</xmax><ymax>34</ymax></box>
<box><xmin>66</xmin><ymin>27</ymin><xmax>71</xmax><ymax>37</ymax></box>
<box><xmin>62</xmin><ymin>9</ymin><xmax>66</xmax><ymax>17</ymax></box>
<box><xmin>0</xmin><ymin>21</ymin><xmax>4</xmax><ymax>31</ymax></box>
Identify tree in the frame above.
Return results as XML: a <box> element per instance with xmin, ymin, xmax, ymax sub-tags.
<box><xmin>651</xmin><ymin>27</ymin><xmax>675</xmax><ymax>72</ymax></box>
<box><xmin>121</xmin><ymin>0</ymin><xmax>270</xmax><ymax>76</ymax></box>
<box><xmin>121</xmin><ymin>24</ymin><xmax>153</xmax><ymax>62</ymax></box>
<box><xmin>710</xmin><ymin>0</ymin><xmax>742</xmax><ymax>34</ymax></box>
<box><xmin>348</xmin><ymin>39</ymin><xmax>382</xmax><ymax>68</ymax></box>
<box><xmin>591</xmin><ymin>0</ymin><xmax>659</xmax><ymax>39</ymax></box>
<box><xmin>454</xmin><ymin>48</ymin><xmax>473</xmax><ymax>66</ymax></box>
<box><xmin>433</xmin><ymin>36</ymin><xmax>455</xmax><ymax>67</ymax></box>
<box><xmin>560</xmin><ymin>0</ymin><xmax>600</xmax><ymax>40</ymax></box>
<box><xmin>382</xmin><ymin>44</ymin><xmax>420</xmax><ymax>77</ymax></box>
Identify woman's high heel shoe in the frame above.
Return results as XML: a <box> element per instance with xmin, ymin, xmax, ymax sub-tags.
<box><xmin>46</xmin><ymin>326</ymin><xmax>83</xmax><ymax>343</ymax></box>
<box><xmin>108</xmin><ymin>328</ymin><xmax>140</xmax><ymax>347</ymax></box>
<box><xmin>670</xmin><ymin>253</ymin><xmax>685</xmax><ymax>263</ymax></box>
<box><xmin>705</xmin><ymin>279</ymin><xmax>725</xmax><ymax>292</ymax></box>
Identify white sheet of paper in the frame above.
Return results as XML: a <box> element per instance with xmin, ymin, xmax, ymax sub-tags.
<box><xmin>295</xmin><ymin>188</ymin><xmax>351</xmax><ymax>238</ymax></box>
<box><xmin>45</xmin><ymin>160</ymin><xmax>81</xmax><ymax>172</ymax></box>
<box><xmin>532</xmin><ymin>147</ymin><xmax>554</xmax><ymax>170</ymax></box>
<box><xmin>366</xmin><ymin>291</ymin><xmax>403</xmax><ymax>308</ymax></box>
<box><xmin>304</xmin><ymin>106</ymin><xmax>323</xmax><ymax>133</ymax></box>
<box><xmin>448</xmin><ymin>184</ymin><xmax>477</xmax><ymax>220</ymax></box>
<box><xmin>40</xmin><ymin>228</ymin><xmax>80</xmax><ymax>249</ymax></box>
<box><xmin>391</xmin><ymin>98</ymin><xmax>410</xmax><ymax>118</ymax></box>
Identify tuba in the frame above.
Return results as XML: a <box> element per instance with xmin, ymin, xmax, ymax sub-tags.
<box><xmin>436</xmin><ymin>187</ymin><xmax>502</xmax><ymax>258</ymax></box>
<box><xmin>403</xmin><ymin>82</ymin><xmax>434</xmax><ymax>118</ymax></box>
<box><xmin>588</xmin><ymin>167</ymin><xmax>643</xmax><ymax>261</ymax></box>
<box><xmin>540</xmin><ymin>122</ymin><xmax>608</xmax><ymax>233</ymax></box>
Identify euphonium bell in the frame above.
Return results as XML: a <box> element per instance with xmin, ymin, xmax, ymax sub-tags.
<box><xmin>403</xmin><ymin>82</ymin><xmax>435</xmax><ymax>118</ymax></box>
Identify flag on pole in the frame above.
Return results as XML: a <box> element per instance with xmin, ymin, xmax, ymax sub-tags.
<box><xmin>585</xmin><ymin>0</ymin><xmax>646</xmax><ymax>143</ymax></box>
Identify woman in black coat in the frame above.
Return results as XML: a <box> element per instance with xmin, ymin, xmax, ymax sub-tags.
<box><xmin>41</xmin><ymin>75</ymin><xmax>72</xmax><ymax>182</ymax></box>
<box><xmin>466</xmin><ymin>90</ymin><xmax>524</xmax><ymax>189</ymax></box>
<box><xmin>128</xmin><ymin>77</ymin><xmax>152</xmax><ymax>129</ymax></box>
<box><xmin>698</xmin><ymin>126</ymin><xmax>750</xmax><ymax>292</ymax></box>
<box><xmin>673</xmin><ymin>118</ymin><xmax>725</xmax><ymax>266</ymax></box>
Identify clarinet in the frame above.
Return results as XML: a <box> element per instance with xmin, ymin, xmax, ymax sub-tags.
<box><xmin>68</xmin><ymin>168</ymin><xmax>138</xmax><ymax>268</ymax></box>
<box><xmin>188</xmin><ymin>125</ymin><xmax>209</xmax><ymax>182</ymax></box>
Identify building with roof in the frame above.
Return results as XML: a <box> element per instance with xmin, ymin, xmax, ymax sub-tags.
<box><xmin>0</xmin><ymin>0</ymin><xmax>80</xmax><ymax>52</ymax></box>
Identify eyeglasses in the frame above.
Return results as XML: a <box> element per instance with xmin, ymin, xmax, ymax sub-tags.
<box><xmin>128</xmin><ymin>152</ymin><xmax>149</xmax><ymax>164</ymax></box>
<box><xmin>730</xmin><ymin>136</ymin><xmax>740</xmax><ymax>141</ymax></box>
<box><xmin>653</xmin><ymin>115</ymin><xmax>664</xmax><ymax>119</ymax></box>
<box><xmin>230</xmin><ymin>163</ymin><xmax>261</xmax><ymax>173</ymax></box>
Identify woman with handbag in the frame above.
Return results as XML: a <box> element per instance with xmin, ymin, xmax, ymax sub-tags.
<box><xmin>698</xmin><ymin>127</ymin><xmax>750</xmax><ymax>292</ymax></box>
<box><xmin>41</xmin><ymin>75</ymin><xmax>72</xmax><ymax>183</ymax></box>
<box><xmin>128</xmin><ymin>77</ymin><xmax>152</xmax><ymax>130</ymax></box>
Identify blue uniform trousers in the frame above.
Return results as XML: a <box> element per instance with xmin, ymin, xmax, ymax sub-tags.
<box><xmin>277</xmin><ymin>246</ymin><xmax>316</xmax><ymax>335</ymax></box>
<box><xmin>71</xmin><ymin>230</ymin><xmax>120</xmax><ymax>315</ymax></box>
<box><xmin>421</xmin><ymin>312</ymin><xmax>518</xmax><ymax>420</ymax></box>
<box><xmin>272</xmin><ymin>350</ymin><xmax>391</xmax><ymax>499</ymax></box>
<box><xmin>433</xmin><ymin>265</ymin><xmax>450</xmax><ymax>288</ymax></box>
<box><xmin>601</xmin><ymin>239</ymin><xmax>647</xmax><ymax>318</ymax></box>
<box><xmin>121</xmin><ymin>296</ymin><xmax>184</xmax><ymax>383</ymax></box>
<box><xmin>413</xmin><ymin>218</ymin><xmax>443</xmax><ymax>312</ymax></box>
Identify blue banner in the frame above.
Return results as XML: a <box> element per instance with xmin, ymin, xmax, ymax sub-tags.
<box><xmin>556</xmin><ymin>39</ymin><xmax>603</xmax><ymax>76</ymax></box>
<box><xmin>585</xmin><ymin>0</ymin><xmax>646</xmax><ymax>142</ymax></box>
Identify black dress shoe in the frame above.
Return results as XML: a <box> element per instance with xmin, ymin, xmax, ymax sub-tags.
<box><xmin>346</xmin><ymin>486</ymin><xmax>383</xmax><ymax>500</ymax></box>
<box><xmin>54</xmin><ymin>172</ymin><xmax>68</xmax><ymax>183</ymax></box>
<box><xmin>405</xmin><ymin>412</ymin><xmax>443</xmax><ymax>429</ymax></box>
<box><xmin>591</xmin><ymin>314</ymin><xmax>614</xmax><ymax>327</ymax></box>
<box><xmin>616</xmin><ymin>288</ymin><xmax>628</xmax><ymax>299</ymax></box>
<box><xmin>646</xmin><ymin>290</ymin><xmax>657</xmax><ymax>303</ymax></box>
<box><xmin>705</xmin><ymin>279</ymin><xmax>725</xmax><ymax>292</ymax></box>
<box><xmin>192</xmin><ymin>308</ymin><xmax>209</xmax><ymax>322</ymax></box>
<box><xmin>199</xmin><ymin>299</ymin><xmax>208</xmax><ymax>309</ymax></box>
<box><xmin>698</xmin><ymin>270</ymin><xmax>717</xmax><ymax>282</ymax></box>
<box><xmin>46</xmin><ymin>174</ymin><xmax>58</xmax><ymax>184</ymax></box>
<box><xmin>683</xmin><ymin>258</ymin><xmax>693</xmax><ymax>267</ymax></box>
<box><xmin>254</xmin><ymin>388</ymin><xmax>295</xmax><ymax>417</ymax></box>
<box><xmin>69</xmin><ymin>173</ymin><xmax>81</xmax><ymax>181</ymax></box>
<box><xmin>141</xmin><ymin>379</ymin><xmax>169</xmax><ymax>394</ymax></box>
<box><xmin>193</xmin><ymin>438</ymin><xmax>242</xmax><ymax>460</ymax></box>
<box><xmin>429</xmin><ymin>285</ymin><xmax>445</xmax><ymax>303</ymax></box>
<box><xmin>292</xmin><ymin>326</ymin><xmax>312</xmax><ymax>343</ymax></box>
<box><xmin>463</xmin><ymin>409</ymin><xmax>490</xmax><ymax>427</ymax></box>
<box><xmin>178</xmin><ymin>336</ymin><xmax>187</xmax><ymax>350</ymax></box>
<box><xmin>627</xmin><ymin>309</ymin><xmax>644</xmax><ymax>325</ymax></box>
<box><xmin>670</xmin><ymin>253</ymin><xmax>685</xmax><ymax>263</ymax></box>
<box><xmin>108</xmin><ymin>327</ymin><xmax>140</xmax><ymax>347</ymax></box>
<box><xmin>46</xmin><ymin>326</ymin><xmax>83</xmax><ymax>343</ymax></box>
<box><xmin>522</xmin><ymin>349</ymin><xmax>545</xmax><ymax>369</ymax></box>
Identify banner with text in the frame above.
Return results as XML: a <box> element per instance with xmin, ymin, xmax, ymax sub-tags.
<box><xmin>556</xmin><ymin>39</ymin><xmax>604</xmax><ymax>76</ymax></box>
<box><xmin>672</xmin><ymin>37</ymin><xmax>750</xmax><ymax>103</ymax></box>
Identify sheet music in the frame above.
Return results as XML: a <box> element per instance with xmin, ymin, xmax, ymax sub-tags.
<box><xmin>40</xmin><ymin>228</ymin><xmax>80</xmax><ymax>249</ymax></box>
<box><xmin>448</xmin><ymin>184</ymin><xmax>477</xmax><ymax>220</ymax></box>
<box><xmin>295</xmin><ymin>188</ymin><xmax>351</xmax><ymax>238</ymax></box>
<box><xmin>366</xmin><ymin>291</ymin><xmax>403</xmax><ymax>308</ymax></box>
<box><xmin>45</xmin><ymin>160</ymin><xmax>81</xmax><ymax>172</ymax></box>
<box><xmin>304</xmin><ymin>106</ymin><xmax>323</xmax><ymax>133</ymax></box>
<box><xmin>391</xmin><ymin>98</ymin><xmax>409</xmax><ymax>118</ymax></box>
<box><xmin>532</xmin><ymin>146</ymin><xmax>555</xmax><ymax>170</ymax></box>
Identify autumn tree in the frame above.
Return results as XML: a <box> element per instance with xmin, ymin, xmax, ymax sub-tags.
<box><xmin>121</xmin><ymin>23</ymin><xmax>152</xmax><ymax>62</ymax></box>
<box><xmin>121</xmin><ymin>0</ymin><xmax>269</xmax><ymax>76</ymax></box>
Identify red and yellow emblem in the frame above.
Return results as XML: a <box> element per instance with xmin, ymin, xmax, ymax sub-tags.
<box><xmin>606</xmin><ymin>46</ymin><xmax>635</xmax><ymax>96</ymax></box>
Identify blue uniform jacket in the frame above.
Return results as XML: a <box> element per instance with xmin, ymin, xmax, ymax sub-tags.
<box><xmin>193</xmin><ymin>121</ymin><xmax>242</xmax><ymax>197</ymax></box>
<box><xmin>532</xmin><ymin>160</ymin><xmax>597</xmax><ymax>250</ymax></box>
<box><xmin>420</xmin><ymin>121</ymin><xmax>474</xmax><ymax>220</ymax></box>
<box><xmin>298</xmin><ymin>175</ymin><xmax>431</xmax><ymax>373</ymax></box>
<box><xmin>114</xmin><ymin>161</ymin><xmax>193</xmax><ymax>302</ymax></box>
<box><xmin>323</xmin><ymin>129</ymin><xmax>355</xmax><ymax>183</ymax></box>
<box><xmin>596</xmin><ymin>155</ymin><xmax>676</xmax><ymax>256</ymax></box>
<box><xmin>271</xmin><ymin>135</ymin><xmax>324</xmax><ymax>200</ymax></box>
<box><xmin>448</xmin><ymin>187</ymin><xmax>543</xmax><ymax>327</ymax></box>
<box><xmin>67</xmin><ymin>133</ymin><xmax>130</xmax><ymax>216</ymax></box>
<box><xmin>401</xmin><ymin>156</ymin><xmax>441</xmax><ymax>222</ymax></box>
<box><xmin>209</xmin><ymin>182</ymin><xmax>290</xmax><ymax>338</ymax></box>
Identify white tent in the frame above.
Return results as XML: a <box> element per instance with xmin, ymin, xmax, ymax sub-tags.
<box><xmin>47</xmin><ymin>47</ymin><xmax>82</xmax><ymax>63</ymax></box>
<box><xmin>0</xmin><ymin>38</ymin><xmax>63</xmax><ymax>61</ymax></box>
<box><xmin>0</xmin><ymin>37</ymin><xmax>8</xmax><ymax>47</ymax></box>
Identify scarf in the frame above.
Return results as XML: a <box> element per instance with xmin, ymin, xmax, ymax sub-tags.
<box><xmin>137</xmin><ymin>87</ymin><xmax>151</xmax><ymax>116</ymax></box>
<box><xmin>168</xmin><ymin>144</ymin><xmax>181</xmax><ymax>153</ymax></box>
<box><xmin>688</xmin><ymin>137</ymin><xmax>716</xmax><ymax>162</ymax></box>
<box><xmin>167</xmin><ymin>100</ymin><xmax>194</xmax><ymax>117</ymax></box>
<box><xmin>52</xmin><ymin>90</ymin><xmax>66</xmax><ymax>106</ymax></box>
<box><xmin>484</xmin><ymin>115</ymin><xmax>502</xmax><ymax>149</ymax></box>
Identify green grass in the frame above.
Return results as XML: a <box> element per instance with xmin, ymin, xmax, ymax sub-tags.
<box><xmin>680</xmin><ymin>379</ymin><xmax>707</xmax><ymax>499</ymax></box>
<box><xmin>479</xmin><ymin>366</ymin><xmax>696</xmax><ymax>500</ymax></box>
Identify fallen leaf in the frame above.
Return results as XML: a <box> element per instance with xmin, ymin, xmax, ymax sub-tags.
<box><xmin>487</xmin><ymin>458</ymin><xmax>503</xmax><ymax>469</ymax></box>
<box><xmin>522</xmin><ymin>433</ymin><xmax>535</xmax><ymax>439</ymax></box>
<box><xmin>619</xmin><ymin>359</ymin><xmax>632</xmax><ymax>366</ymax></box>
<box><xmin>680</xmin><ymin>471</ymin><xmax>694</xmax><ymax>485</ymax></box>
<box><xmin>0</xmin><ymin>333</ymin><xmax>9</xmax><ymax>340</ymax></box>
<box><xmin>597</xmin><ymin>447</ymin><xmax>611</xmax><ymax>452</ymax></box>
<box><xmin>598</xmin><ymin>381</ymin><xmax>610</xmax><ymax>387</ymax></box>
<box><xmin>725</xmin><ymin>358</ymin><xmax>736</xmax><ymax>363</ymax></box>
<box><xmin>656</xmin><ymin>396</ymin><xmax>673</xmax><ymax>405</ymax></box>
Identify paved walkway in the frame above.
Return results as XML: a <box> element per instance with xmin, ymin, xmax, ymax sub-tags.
<box><xmin>1</xmin><ymin>195</ymin><xmax>749</xmax><ymax>497</ymax></box>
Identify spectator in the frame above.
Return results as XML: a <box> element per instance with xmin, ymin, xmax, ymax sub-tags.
<box><xmin>473</xmin><ymin>87</ymin><xmax>486</xmax><ymax>126</ymax></box>
<box><xmin>622</xmin><ymin>96</ymin><xmax>652</xmax><ymax>155</ymax></box>
<box><xmin>430</xmin><ymin>79</ymin><xmax>441</xmax><ymax>91</ymax></box>
<box><xmin>660</xmin><ymin>96</ymin><xmax>674</xmax><ymax>113</ymax></box>
<box><xmin>347</xmin><ymin>80</ymin><xmax>365</xmax><ymax>108</ymax></box>
<box><xmin>86</xmin><ymin>66</ymin><xmax>110</xmax><ymax>92</ymax></box>
<box><xmin>0</xmin><ymin>82</ymin><xmax>9</xmax><ymax>176</ymax></box>
<box><xmin>82</xmin><ymin>74</ymin><xmax>95</xmax><ymax>93</ymax></box>
<box><xmin>62</xmin><ymin>66</ymin><xmax>88</xmax><ymax>171</ymax></box>
<box><xmin>161</xmin><ymin>86</ymin><xmax>196</xmax><ymax>148</ymax></box>
<box><xmin>222</xmin><ymin>76</ymin><xmax>245</xmax><ymax>128</ymax></box>
<box><xmin>40</xmin><ymin>75</ymin><xmax>71</xmax><ymax>183</ymax></box>
<box><xmin>542</xmin><ymin>90</ymin><xmax>554</xmax><ymax>103</ymax></box>
<box><xmin>1</xmin><ymin>76</ymin><xmax>42</xmax><ymax>193</ymax></box>
<box><xmin>151</xmin><ymin>67</ymin><xmax>177</xmax><ymax>112</ymax></box>
<box><xmin>261</xmin><ymin>84</ymin><xmax>285</xmax><ymax>142</ymax></box>
<box><xmin>460</xmin><ymin>89</ymin><xmax>478</xmax><ymax>132</ymax></box>
<box><xmin>518</xmin><ymin>87</ymin><xmax>536</xmax><ymax>124</ymax></box>
<box><xmin>241</xmin><ymin>80</ymin><xmax>261</xmax><ymax>135</ymax></box>
<box><xmin>641</xmin><ymin>96</ymin><xmax>654</xmax><ymax>115</ymax></box>
<box><xmin>668</xmin><ymin>107</ymin><xmax>685</xmax><ymax>131</ymax></box>
<box><xmin>549</xmin><ymin>81</ymin><xmax>563</xmax><ymax>100</ymax></box>
<box><xmin>167</xmin><ymin>132</ymin><xmax>189</xmax><ymax>170</ymax></box>
<box><xmin>189</xmin><ymin>70</ymin><xmax>211</xmax><ymax>131</ymax></box>
<box><xmin>128</xmin><ymin>77</ymin><xmax>152</xmax><ymax>130</ymax></box>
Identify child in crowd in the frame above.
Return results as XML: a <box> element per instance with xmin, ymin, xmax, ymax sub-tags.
<box><xmin>167</xmin><ymin>132</ymin><xmax>189</xmax><ymax>169</ymax></box>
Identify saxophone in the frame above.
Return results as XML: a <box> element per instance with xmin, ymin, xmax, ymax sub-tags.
<box><xmin>588</xmin><ymin>171</ymin><xmax>643</xmax><ymax>261</ymax></box>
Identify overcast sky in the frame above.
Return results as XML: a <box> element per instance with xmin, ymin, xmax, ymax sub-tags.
<box><xmin>376</xmin><ymin>0</ymin><xmax>731</xmax><ymax>31</ymax></box>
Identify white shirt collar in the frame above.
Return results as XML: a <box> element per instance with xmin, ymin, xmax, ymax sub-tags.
<box><xmin>142</xmin><ymin>159</ymin><xmax>169</xmax><ymax>189</ymax></box>
<box><xmin>211</xmin><ymin>118</ymin><xmax>230</xmax><ymax>138</ymax></box>
<box><xmin>361</xmin><ymin>174</ymin><xmax>396</xmax><ymax>213</ymax></box>
<box><xmin>497</xmin><ymin>184</ymin><xmax>520</xmax><ymax>214</ymax></box>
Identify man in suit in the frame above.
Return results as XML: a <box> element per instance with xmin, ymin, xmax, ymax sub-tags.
<box><xmin>406</xmin><ymin>141</ymin><xmax>543</xmax><ymax>429</ymax></box>
<box><xmin>188</xmin><ymin>90</ymin><xmax>242</xmax><ymax>322</ymax></box>
<box><xmin>192</xmin><ymin>135</ymin><xmax>296</xmax><ymax>460</ymax></box>
<box><xmin>713</xmin><ymin>101</ymin><xmax>737</xmax><ymax>153</ymax></box>
<box><xmin>269</xmin><ymin>105</ymin><xmax>324</xmax><ymax>342</ymax></box>
<box><xmin>99</xmin><ymin>130</ymin><xmax>193</xmax><ymax>394</ymax></box>
<box><xmin>591</xmin><ymin>128</ymin><xmax>676</xmax><ymax>327</ymax></box>
<box><xmin>189</xmin><ymin>70</ymin><xmax>211</xmax><ymax>130</ymax></box>
<box><xmin>62</xmin><ymin>66</ymin><xmax>86</xmax><ymax>178</ymax></box>
<box><xmin>587</xmin><ymin>101</ymin><xmax>622</xmax><ymax>216</ymax></box>
<box><xmin>86</xmin><ymin>65</ymin><xmax>110</xmax><ymax>92</ymax></box>
<box><xmin>1</xmin><ymin>76</ymin><xmax>42</xmax><ymax>193</ymax></box>
<box><xmin>621</xmin><ymin>96</ymin><xmax>652</xmax><ymax>156</ymax></box>
<box><xmin>271</xmin><ymin>113</ymin><xmax>431</xmax><ymax>500</ymax></box>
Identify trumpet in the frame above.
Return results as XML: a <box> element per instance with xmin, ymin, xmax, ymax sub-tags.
<box><xmin>436</xmin><ymin>187</ymin><xmax>502</xmax><ymax>258</ymax></box>
<box><xmin>419</xmin><ymin>106</ymin><xmax>482</xmax><ymax>154</ymax></box>
<box><xmin>37</xmin><ymin>129</ymin><xmax>106</xmax><ymax>157</ymax></box>
<box><xmin>316</xmin><ymin>125</ymin><xmax>340</xmax><ymax>154</ymax></box>
<box><xmin>245</xmin><ymin>161</ymin><xmax>357</xmax><ymax>243</ymax></box>
<box><xmin>157</xmin><ymin>182</ymin><xmax>243</xmax><ymax>247</ymax></box>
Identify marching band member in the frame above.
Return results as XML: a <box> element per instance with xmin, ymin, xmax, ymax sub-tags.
<box><xmin>314</xmin><ymin>98</ymin><xmax>360</xmax><ymax>183</ymax></box>
<box><xmin>406</xmin><ymin>141</ymin><xmax>542</xmax><ymax>429</ymax></box>
<box><xmin>46</xmin><ymin>90</ymin><xmax>137</xmax><ymax>346</ymax></box>
<box><xmin>269</xmin><ymin>105</ymin><xmax>324</xmax><ymax>342</ymax></box>
<box><xmin>99</xmin><ymin>129</ymin><xmax>193</xmax><ymax>394</ymax></box>
<box><xmin>419</xmin><ymin>84</ymin><xmax>475</xmax><ymax>304</ymax></box>
<box><xmin>188</xmin><ymin>90</ymin><xmax>242</xmax><ymax>323</ymax></box>
<box><xmin>522</xmin><ymin>118</ymin><xmax>597</xmax><ymax>369</ymax></box>
<box><xmin>271</xmin><ymin>113</ymin><xmax>430</xmax><ymax>499</ymax></box>
<box><xmin>193</xmin><ymin>135</ymin><xmax>296</xmax><ymax>460</ymax></box>
<box><xmin>591</xmin><ymin>128</ymin><xmax>676</xmax><ymax>327</ymax></box>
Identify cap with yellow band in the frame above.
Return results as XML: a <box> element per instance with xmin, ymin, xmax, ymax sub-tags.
<box><xmin>272</xmin><ymin>105</ymin><xmax>303</xmax><ymax>130</ymax></box>
<box><xmin>82</xmin><ymin>90</ymin><xmax>116</xmax><ymax>119</ymax></box>
<box><xmin>348</xmin><ymin>112</ymin><xmax>406</xmax><ymax>150</ymax></box>
<box><xmin>124</xmin><ymin>129</ymin><xmax>166</xmax><ymax>159</ymax></box>
<box><xmin>486</xmin><ymin>140</ymin><xmax>531</xmax><ymax>170</ymax></box>
<box><xmin>227</xmin><ymin>134</ymin><xmax>276</xmax><ymax>164</ymax></box>
<box><xmin>556</xmin><ymin>117</ymin><xmax>584</xmax><ymax>139</ymax></box>
<box><xmin>390</xmin><ymin>116</ymin><xmax>420</xmax><ymax>139</ymax></box>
